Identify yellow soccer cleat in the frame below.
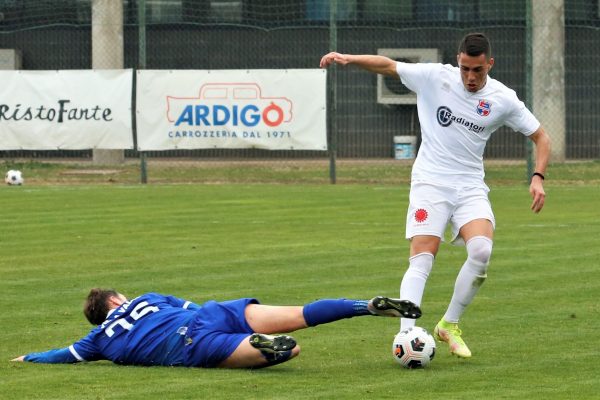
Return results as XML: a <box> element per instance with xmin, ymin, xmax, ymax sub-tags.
<box><xmin>433</xmin><ymin>319</ymin><xmax>472</xmax><ymax>358</ymax></box>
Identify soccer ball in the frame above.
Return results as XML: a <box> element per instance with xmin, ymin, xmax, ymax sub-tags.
<box><xmin>392</xmin><ymin>326</ymin><xmax>436</xmax><ymax>368</ymax></box>
<box><xmin>5</xmin><ymin>170</ymin><xmax>24</xmax><ymax>185</ymax></box>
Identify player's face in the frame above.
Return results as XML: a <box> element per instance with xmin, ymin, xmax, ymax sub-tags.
<box><xmin>457</xmin><ymin>53</ymin><xmax>494</xmax><ymax>92</ymax></box>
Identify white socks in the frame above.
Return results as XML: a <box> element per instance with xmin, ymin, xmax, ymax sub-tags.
<box><xmin>399</xmin><ymin>236</ymin><xmax>493</xmax><ymax>330</ymax></box>
<box><xmin>400</xmin><ymin>252</ymin><xmax>434</xmax><ymax>330</ymax></box>
<box><xmin>443</xmin><ymin>236</ymin><xmax>493</xmax><ymax>323</ymax></box>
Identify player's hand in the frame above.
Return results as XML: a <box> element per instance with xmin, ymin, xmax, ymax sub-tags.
<box><xmin>529</xmin><ymin>177</ymin><xmax>545</xmax><ymax>213</ymax></box>
<box><xmin>11</xmin><ymin>356</ymin><xmax>25</xmax><ymax>362</ymax></box>
<box><xmin>319</xmin><ymin>52</ymin><xmax>350</xmax><ymax>68</ymax></box>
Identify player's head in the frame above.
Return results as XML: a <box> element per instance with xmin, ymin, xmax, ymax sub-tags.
<box><xmin>84</xmin><ymin>288</ymin><xmax>126</xmax><ymax>325</ymax></box>
<box><xmin>457</xmin><ymin>32</ymin><xmax>494</xmax><ymax>92</ymax></box>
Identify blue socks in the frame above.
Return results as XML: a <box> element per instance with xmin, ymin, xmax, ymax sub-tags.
<box><xmin>302</xmin><ymin>299</ymin><xmax>371</xmax><ymax>327</ymax></box>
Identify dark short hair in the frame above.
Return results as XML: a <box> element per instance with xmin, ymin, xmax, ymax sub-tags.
<box><xmin>84</xmin><ymin>288</ymin><xmax>119</xmax><ymax>325</ymax></box>
<box><xmin>458</xmin><ymin>33</ymin><xmax>491</xmax><ymax>58</ymax></box>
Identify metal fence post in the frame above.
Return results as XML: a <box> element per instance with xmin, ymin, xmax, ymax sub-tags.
<box><xmin>138</xmin><ymin>0</ymin><xmax>148</xmax><ymax>184</ymax></box>
<box><xmin>328</xmin><ymin>0</ymin><xmax>337</xmax><ymax>184</ymax></box>
<box><xmin>525</xmin><ymin>0</ymin><xmax>533</xmax><ymax>181</ymax></box>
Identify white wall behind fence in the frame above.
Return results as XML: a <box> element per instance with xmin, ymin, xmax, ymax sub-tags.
<box><xmin>0</xmin><ymin>70</ymin><xmax>133</xmax><ymax>150</ymax></box>
<box><xmin>135</xmin><ymin>69</ymin><xmax>327</xmax><ymax>151</ymax></box>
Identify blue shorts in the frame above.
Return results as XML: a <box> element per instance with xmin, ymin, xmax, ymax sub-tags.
<box><xmin>183</xmin><ymin>298</ymin><xmax>259</xmax><ymax>368</ymax></box>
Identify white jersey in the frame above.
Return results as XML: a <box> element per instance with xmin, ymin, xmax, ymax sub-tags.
<box><xmin>396</xmin><ymin>62</ymin><xmax>540</xmax><ymax>188</ymax></box>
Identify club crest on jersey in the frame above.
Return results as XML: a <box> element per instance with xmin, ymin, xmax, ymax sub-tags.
<box><xmin>476</xmin><ymin>100</ymin><xmax>491</xmax><ymax>116</ymax></box>
<box><xmin>414</xmin><ymin>208</ymin><xmax>428</xmax><ymax>223</ymax></box>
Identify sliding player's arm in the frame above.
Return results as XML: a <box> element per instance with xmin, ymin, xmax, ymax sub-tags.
<box><xmin>13</xmin><ymin>330</ymin><xmax>103</xmax><ymax>364</ymax></box>
<box><xmin>12</xmin><ymin>347</ymin><xmax>79</xmax><ymax>363</ymax></box>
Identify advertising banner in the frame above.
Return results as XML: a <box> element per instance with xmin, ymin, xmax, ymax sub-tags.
<box><xmin>0</xmin><ymin>70</ymin><xmax>133</xmax><ymax>150</ymax></box>
<box><xmin>136</xmin><ymin>69</ymin><xmax>327</xmax><ymax>151</ymax></box>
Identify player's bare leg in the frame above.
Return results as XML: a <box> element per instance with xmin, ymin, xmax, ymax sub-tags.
<box><xmin>243</xmin><ymin>298</ymin><xmax>421</xmax><ymax>335</ymax></box>
<box><xmin>233</xmin><ymin>299</ymin><xmax>419</xmax><ymax>368</ymax></box>
<box><xmin>245</xmin><ymin>304</ymin><xmax>308</xmax><ymax>334</ymax></box>
<box><xmin>409</xmin><ymin>234</ymin><xmax>441</xmax><ymax>257</ymax></box>
<box><xmin>458</xmin><ymin>218</ymin><xmax>494</xmax><ymax>243</ymax></box>
<box><xmin>218</xmin><ymin>334</ymin><xmax>300</xmax><ymax>369</ymax></box>
<box><xmin>217</xmin><ymin>305</ymin><xmax>302</xmax><ymax>368</ymax></box>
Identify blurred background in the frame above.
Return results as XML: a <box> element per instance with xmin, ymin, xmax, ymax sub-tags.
<box><xmin>0</xmin><ymin>0</ymin><xmax>597</xmax><ymax>183</ymax></box>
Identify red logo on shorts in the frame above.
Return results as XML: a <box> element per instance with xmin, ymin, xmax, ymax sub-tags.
<box><xmin>414</xmin><ymin>208</ymin><xmax>428</xmax><ymax>223</ymax></box>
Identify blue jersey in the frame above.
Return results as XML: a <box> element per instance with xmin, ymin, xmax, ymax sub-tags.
<box><xmin>25</xmin><ymin>293</ymin><xmax>202</xmax><ymax>366</ymax></box>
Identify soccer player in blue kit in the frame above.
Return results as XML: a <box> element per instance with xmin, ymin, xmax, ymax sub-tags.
<box><xmin>320</xmin><ymin>33</ymin><xmax>551</xmax><ymax>358</ymax></box>
<box><xmin>12</xmin><ymin>289</ymin><xmax>421</xmax><ymax>368</ymax></box>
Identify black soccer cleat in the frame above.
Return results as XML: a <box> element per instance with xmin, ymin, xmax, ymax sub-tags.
<box><xmin>249</xmin><ymin>333</ymin><xmax>297</xmax><ymax>353</ymax></box>
<box><xmin>368</xmin><ymin>296</ymin><xmax>422</xmax><ymax>319</ymax></box>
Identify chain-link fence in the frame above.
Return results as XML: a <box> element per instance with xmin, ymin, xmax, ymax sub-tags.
<box><xmin>0</xmin><ymin>0</ymin><xmax>598</xmax><ymax>184</ymax></box>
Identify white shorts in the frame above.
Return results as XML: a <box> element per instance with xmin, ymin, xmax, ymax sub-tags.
<box><xmin>405</xmin><ymin>182</ymin><xmax>495</xmax><ymax>245</ymax></box>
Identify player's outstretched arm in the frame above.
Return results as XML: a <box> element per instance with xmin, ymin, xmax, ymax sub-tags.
<box><xmin>319</xmin><ymin>52</ymin><xmax>398</xmax><ymax>77</ymax></box>
<box><xmin>528</xmin><ymin>126</ymin><xmax>551</xmax><ymax>213</ymax></box>
<box><xmin>12</xmin><ymin>347</ymin><xmax>79</xmax><ymax>364</ymax></box>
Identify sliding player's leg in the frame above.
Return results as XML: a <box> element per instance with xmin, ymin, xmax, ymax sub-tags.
<box><xmin>245</xmin><ymin>297</ymin><xmax>421</xmax><ymax>334</ymax></box>
<box><xmin>218</xmin><ymin>297</ymin><xmax>422</xmax><ymax>369</ymax></box>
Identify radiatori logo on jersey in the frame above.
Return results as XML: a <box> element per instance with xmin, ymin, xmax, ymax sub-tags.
<box><xmin>436</xmin><ymin>106</ymin><xmax>484</xmax><ymax>134</ymax></box>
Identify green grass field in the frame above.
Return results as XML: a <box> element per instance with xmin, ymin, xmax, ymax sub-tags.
<box><xmin>1</xmin><ymin>161</ymin><xmax>599</xmax><ymax>399</ymax></box>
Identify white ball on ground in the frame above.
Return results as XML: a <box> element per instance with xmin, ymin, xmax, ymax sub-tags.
<box><xmin>392</xmin><ymin>326</ymin><xmax>436</xmax><ymax>368</ymax></box>
<box><xmin>5</xmin><ymin>170</ymin><xmax>24</xmax><ymax>185</ymax></box>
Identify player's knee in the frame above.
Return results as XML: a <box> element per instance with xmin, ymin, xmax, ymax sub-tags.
<box><xmin>407</xmin><ymin>252</ymin><xmax>435</xmax><ymax>278</ymax></box>
<box><xmin>410</xmin><ymin>237</ymin><xmax>441</xmax><ymax>257</ymax></box>
<box><xmin>291</xmin><ymin>344</ymin><xmax>301</xmax><ymax>358</ymax></box>
<box><xmin>466</xmin><ymin>236</ymin><xmax>493</xmax><ymax>266</ymax></box>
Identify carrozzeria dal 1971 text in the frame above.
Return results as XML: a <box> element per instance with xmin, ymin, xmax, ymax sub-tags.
<box><xmin>168</xmin><ymin>130</ymin><xmax>291</xmax><ymax>139</ymax></box>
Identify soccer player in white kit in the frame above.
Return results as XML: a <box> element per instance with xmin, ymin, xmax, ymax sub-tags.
<box><xmin>320</xmin><ymin>33</ymin><xmax>551</xmax><ymax>358</ymax></box>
